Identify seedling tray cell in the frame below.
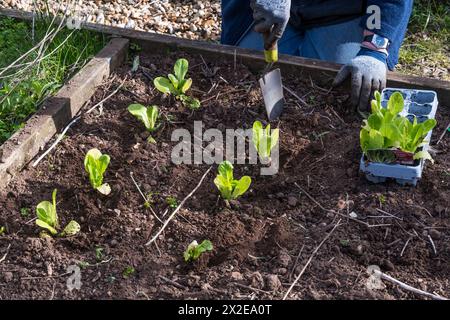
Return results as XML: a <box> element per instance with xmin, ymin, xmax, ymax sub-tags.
<box><xmin>360</xmin><ymin>88</ymin><xmax>438</xmax><ymax>186</ymax></box>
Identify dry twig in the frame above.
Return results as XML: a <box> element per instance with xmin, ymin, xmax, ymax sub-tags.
<box><xmin>145</xmin><ymin>167</ymin><xmax>212</xmax><ymax>246</ymax></box>
<box><xmin>374</xmin><ymin>270</ymin><xmax>447</xmax><ymax>300</ymax></box>
<box><xmin>283</xmin><ymin>220</ymin><xmax>341</xmax><ymax>300</ymax></box>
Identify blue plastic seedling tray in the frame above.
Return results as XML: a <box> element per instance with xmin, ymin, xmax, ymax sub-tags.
<box><xmin>360</xmin><ymin>88</ymin><xmax>438</xmax><ymax>186</ymax></box>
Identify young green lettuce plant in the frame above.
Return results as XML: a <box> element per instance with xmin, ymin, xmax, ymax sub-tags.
<box><xmin>84</xmin><ymin>148</ymin><xmax>111</xmax><ymax>195</ymax></box>
<box><xmin>128</xmin><ymin>104</ymin><xmax>160</xmax><ymax>143</ymax></box>
<box><xmin>360</xmin><ymin>91</ymin><xmax>437</xmax><ymax>163</ymax></box>
<box><xmin>153</xmin><ymin>58</ymin><xmax>201</xmax><ymax>110</ymax></box>
<box><xmin>184</xmin><ymin>240</ymin><xmax>213</xmax><ymax>262</ymax></box>
<box><xmin>252</xmin><ymin>120</ymin><xmax>279</xmax><ymax>162</ymax></box>
<box><xmin>35</xmin><ymin>189</ymin><xmax>80</xmax><ymax>237</ymax></box>
<box><xmin>214</xmin><ymin>161</ymin><xmax>251</xmax><ymax>201</ymax></box>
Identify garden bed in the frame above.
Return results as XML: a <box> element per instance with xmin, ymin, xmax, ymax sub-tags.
<box><xmin>0</xmin><ymin>49</ymin><xmax>449</xmax><ymax>300</ymax></box>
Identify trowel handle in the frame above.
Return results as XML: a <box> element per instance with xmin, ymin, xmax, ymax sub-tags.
<box><xmin>263</xmin><ymin>32</ymin><xmax>278</xmax><ymax>63</ymax></box>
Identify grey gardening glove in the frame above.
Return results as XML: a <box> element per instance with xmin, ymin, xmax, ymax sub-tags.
<box><xmin>250</xmin><ymin>0</ymin><xmax>291</xmax><ymax>49</ymax></box>
<box><xmin>333</xmin><ymin>51</ymin><xmax>387</xmax><ymax>111</ymax></box>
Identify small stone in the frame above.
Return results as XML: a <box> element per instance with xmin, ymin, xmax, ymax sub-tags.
<box><xmin>381</xmin><ymin>259</ymin><xmax>395</xmax><ymax>271</ymax></box>
<box><xmin>356</xmin><ymin>244</ymin><xmax>364</xmax><ymax>255</ymax></box>
<box><xmin>3</xmin><ymin>272</ymin><xmax>13</xmax><ymax>283</ymax></box>
<box><xmin>250</xmin><ymin>271</ymin><xmax>264</xmax><ymax>289</ymax></box>
<box><xmin>114</xmin><ymin>209</ymin><xmax>121</xmax><ymax>215</ymax></box>
<box><xmin>46</xmin><ymin>263</ymin><xmax>53</xmax><ymax>277</ymax></box>
<box><xmin>265</xmin><ymin>274</ymin><xmax>282</xmax><ymax>291</ymax></box>
<box><xmin>96</xmin><ymin>12</ymin><xmax>105</xmax><ymax>24</ymax></box>
<box><xmin>429</xmin><ymin>229</ymin><xmax>441</xmax><ymax>239</ymax></box>
<box><xmin>337</xmin><ymin>199</ymin><xmax>346</xmax><ymax>210</ymax></box>
<box><xmin>349</xmin><ymin>211</ymin><xmax>358</xmax><ymax>218</ymax></box>
<box><xmin>230</xmin><ymin>271</ymin><xmax>243</xmax><ymax>281</ymax></box>
<box><xmin>276</xmin><ymin>192</ymin><xmax>285</xmax><ymax>199</ymax></box>
<box><xmin>287</xmin><ymin>196</ymin><xmax>298</xmax><ymax>207</ymax></box>
<box><xmin>110</xmin><ymin>239</ymin><xmax>118</xmax><ymax>247</ymax></box>
<box><xmin>24</xmin><ymin>238</ymin><xmax>42</xmax><ymax>252</ymax></box>
<box><xmin>125</xmin><ymin>19</ymin><xmax>136</xmax><ymax>29</ymax></box>
<box><xmin>150</xmin><ymin>180</ymin><xmax>158</xmax><ymax>186</ymax></box>
<box><xmin>278</xmin><ymin>252</ymin><xmax>292</xmax><ymax>267</ymax></box>
<box><xmin>273</xmin><ymin>267</ymin><xmax>287</xmax><ymax>275</ymax></box>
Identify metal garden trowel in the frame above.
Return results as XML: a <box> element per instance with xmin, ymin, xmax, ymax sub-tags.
<box><xmin>259</xmin><ymin>34</ymin><xmax>284</xmax><ymax>121</ymax></box>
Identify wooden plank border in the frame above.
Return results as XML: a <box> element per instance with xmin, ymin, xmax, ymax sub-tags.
<box><xmin>0</xmin><ymin>37</ymin><xmax>129</xmax><ymax>189</ymax></box>
<box><xmin>1</xmin><ymin>8</ymin><xmax>449</xmax><ymax>105</ymax></box>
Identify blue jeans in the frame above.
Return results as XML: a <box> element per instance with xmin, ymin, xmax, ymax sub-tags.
<box><xmin>237</xmin><ymin>17</ymin><xmax>364</xmax><ymax>65</ymax></box>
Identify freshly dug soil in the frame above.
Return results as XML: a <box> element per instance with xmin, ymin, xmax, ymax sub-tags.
<box><xmin>0</xmin><ymin>50</ymin><xmax>449</xmax><ymax>300</ymax></box>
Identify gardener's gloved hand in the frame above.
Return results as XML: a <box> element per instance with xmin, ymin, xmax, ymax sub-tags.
<box><xmin>250</xmin><ymin>0</ymin><xmax>291</xmax><ymax>49</ymax></box>
<box><xmin>333</xmin><ymin>49</ymin><xmax>387</xmax><ymax>111</ymax></box>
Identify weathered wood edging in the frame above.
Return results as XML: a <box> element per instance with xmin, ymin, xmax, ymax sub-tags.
<box><xmin>0</xmin><ymin>37</ymin><xmax>129</xmax><ymax>189</ymax></box>
<box><xmin>1</xmin><ymin>8</ymin><xmax>449</xmax><ymax>105</ymax></box>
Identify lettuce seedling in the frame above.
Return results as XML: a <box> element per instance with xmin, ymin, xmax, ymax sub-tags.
<box><xmin>184</xmin><ymin>240</ymin><xmax>213</xmax><ymax>262</ymax></box>
<box><xmin>123</xmin><ymin>266</ymin><xmax>136</xmax><ymax>278</ymax></box>
<box><xmin>128</xmin><ymin>104</ymin><xmax>159</xmax><ymax>131</ymax></box>
<box><xmin>0</xmin><ymin>226</ymin><xmax>5</xmax><ymax>235</ymax></box>
<box><xmin>214</xmin><ymin>161</ymin><xmax>251</xmax><ymax>200</ymax></box>
<box><xmin>35</xmin><ymin>189</ymin><xmax>80</xmax><ymax>237</ymax></box>
<box><xmin>84</xmin><ymin>148</ymin><xmax>111</xmax><ymax>195</ymax></box>
<box><xmin>360</xmin><ymin>91</ymin><xmax>437</xmax><ymax>163</ymax></box>
<box><xmin>128</xmin><ymin>104</ymin><xmax>160</xmax><ymax>142</ymax></box>
<box><xmin>166</xmin><ymin>196</ymin><xmax>178</xmax><ymax>208</ymax></box>
<box><xmin>153</xmin><ymin>58</ymin><xmax>201</xmax><ymax>109</ymax></box>
<box><xmin>252</xmin><ymin>120</ymin><xmax>279</xmax><ymax>161</ymax></box>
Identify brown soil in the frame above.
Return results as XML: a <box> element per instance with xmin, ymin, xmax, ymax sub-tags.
<box><xmin>0</xmin><ymin>51</ymin><xmax>449</xmax><ymax>300</ymax></box>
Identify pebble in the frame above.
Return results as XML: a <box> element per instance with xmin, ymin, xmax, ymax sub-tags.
<box><xmin>230</xmin><ymin>271</ymin><xmax>243</xmax><ymax>281</ymax></box>
<box><xmin>3</xmin><ymin>272</ymin><xmax>13</xmax><ymax>283</ymax></box>
<box><xmin>273</xmin><ymin>267</ymin><xmax>287</xmax><ymax>275</ymax></box>
<box><xmin>381</xmin><ymin>259</ymin><xmax>395</xmax><ymax>271</ymax></box>
<box><xmin>287</xmin><ymin>196</ymin><xmax>298</xmax><ymax>207</ymax></box>
<box><xmin>265</xmin><ymin>274</ymin><xmax>282</xmax><ymax>291</ymax></box>
<box><xmin>278</xmin><ymin>252</ymin><xmax>292</xmax><ymax>267</ymax></box>
<box><xmin>349</xmin><ymin>211</ymin><xmax>358</xmax><ymax>218</ymax></box>
<box><xmin>250</xmin><ymin>271</ymin><xmax>264</xmax><ymax>290</ymax></box>
<box><xmin>429</xmin><ymin>229</ymin><xmax>441</xmax><ymax>239</ymax></box>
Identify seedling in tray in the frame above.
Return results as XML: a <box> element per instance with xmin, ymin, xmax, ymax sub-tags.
<box><xmin>35</xmin><ymin>189</ymin><xmax>80</xmax><ymax>237</ymax></box>
<box><xmin>128</xmin><ymin>104</ymin><xmax>160</xmax><ymax>143</ymax></box>
<box><xmin>84</xmin><ymin>148</ymin><xmax>111</xmax><ymax>195</ymax></box>
<box><xmin>360</xmin><ymin>91</ymin><xmax>436</xmax><ymax>164</ymax></box>
<box><xmin>153</xmin><ymin>58</ymin><xmax>201</xmax><ymax>110</ymax></box>
<box><xmin>252</xmin><ymin>120</ymin><xmax>279</xmax><ymax>162</ymax></box>
<box><xmin>184</xmin><ymin>240</ymin><xmax>213</xmax><ymax>262</ymax></box>
<box><xmin>214</xmin><ymin>161</ymin><xmax>251</xmax><ymax>201</ymax></box>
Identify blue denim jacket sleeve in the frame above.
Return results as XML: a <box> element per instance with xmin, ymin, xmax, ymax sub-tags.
<box><xmin>360</xmin><ymin>0</ymin><xmax>413</xmax><ymax>70</ymax></box>
<box><xmin>221</xmin><ymin>0</ymin><xmax>253</xmax><ymax>47</ymax></box>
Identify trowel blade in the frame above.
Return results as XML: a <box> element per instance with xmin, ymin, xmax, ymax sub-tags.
<box><xmin>259</xmin><ymin>68</ymin><xmax>284</xmax><ymax>121</ymax></box>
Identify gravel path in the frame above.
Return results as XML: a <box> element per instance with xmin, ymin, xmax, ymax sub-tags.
<box><xmin>0</xmin><ymin>0</ymin><xmax>222</xmax><ymax>41</ymax></box>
